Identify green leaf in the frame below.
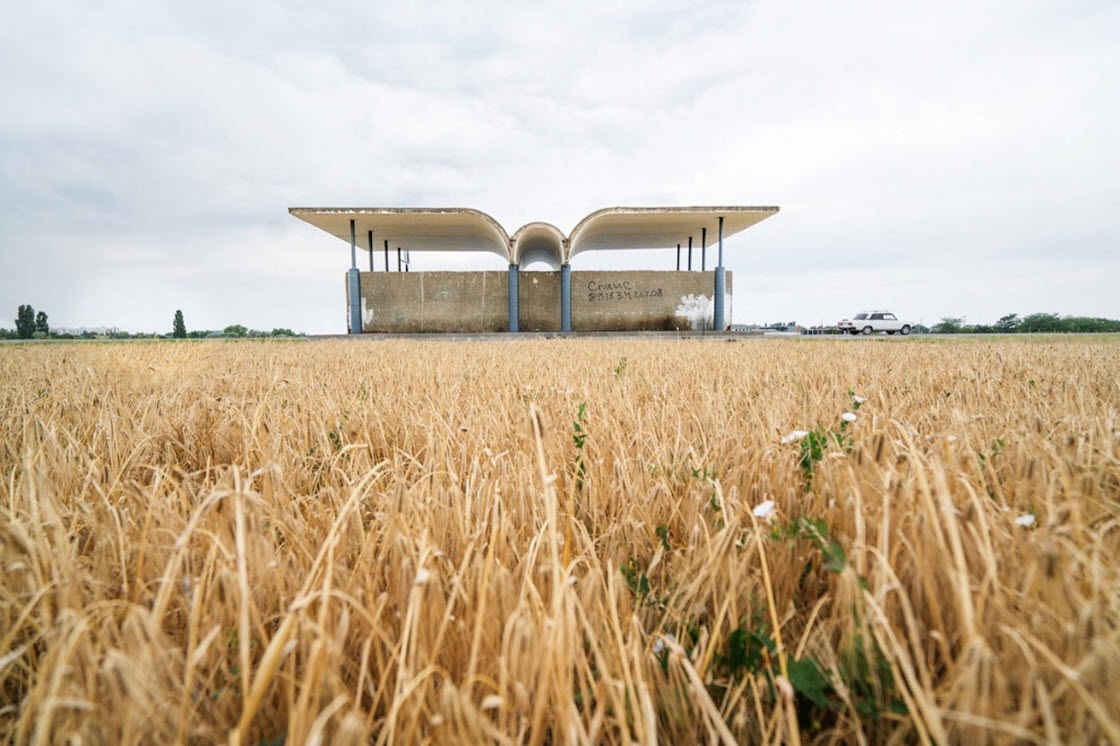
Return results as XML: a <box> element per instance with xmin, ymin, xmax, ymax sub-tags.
<box><xmin>726</xmin><ymin>628</ymin><xmax>750</xmax><ymax>671</ymax></box>
<box><xmin>822</xmin><ymin>538</ymin><xmax>847</xmax><ymax>573</ymax></box>
<box><xmin>788</xmin><ymin>657</ymin><xmax>831</xmax><ymax>710</ymax></box>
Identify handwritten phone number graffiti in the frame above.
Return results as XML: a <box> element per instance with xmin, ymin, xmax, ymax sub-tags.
<box><xmin>588</xmin><ymin>288</ymin><xmax>663</xmax><ymax>302</ymax></box>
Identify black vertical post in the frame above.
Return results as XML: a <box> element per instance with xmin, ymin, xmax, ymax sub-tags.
<box><xmin>368</xmin><ymin>230</ymin><xmax>374</xmax><ymax>271</ymax></box>
<box><xmin>383</xmin><ymin>240</ymin><xmax>389</xmax><ymax>272</ymax></box>
<box><xmin>718</xmin><ymin>217</ymin><xmax>724</xmax><ymax>266</ymax></box>
<box><xmin>688</xmin><ymin>236</ymin><xmax>693</xmax><ymax>271</ymax></box>
<box><xmin>349</xmin><ymin>219</ymin><xmax>357</xmax><ymax>270</ymax></box>
<box><xmin>676</xmin><ymin>243</ymin><xmax>681</xmax><ymax>271</ymax></box>
<box><xmin>701</xmin><ymin>227</ymin><xmax>706</xmax><ymax>271</ymax></box>
<box><xmin>397</xmin><ymin>247</ymin><xmax>402</xmax><ymax>272</ymax></box>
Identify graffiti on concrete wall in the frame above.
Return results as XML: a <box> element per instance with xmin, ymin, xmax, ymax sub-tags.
<box><xmin>675</xmin><ymin>294</ymin><xmax>714</xmax><ymax>331</ymax></box>
<box><xmin>585</xmin><ymin>279</ymin><xmax>664</xmax><ymax>303</ymax></box>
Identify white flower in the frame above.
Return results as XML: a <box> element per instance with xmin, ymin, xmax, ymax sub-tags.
<box><xmin>653</xmin><ymin>633</ymin><xmax>676</xmax><ymax>656</ymax></box>
<box><xmin>1015</xmin><ymin>514</ymin><xmax>1036</xmax><ymax>528</ymax></box>
<box><xmin>781</xmin><ymin>430</ymin><xmax>810</xmax><ymax>444</ymax></box>
<box><xmin>853</xmin><ymin>395</ymin><xmax>867</xmax><ymax>404</ymax></box>
<box><xmin>753</xmin><ymin>500</ymin><xmax>776</xmax><ymax>519</ymax></box>
<box><xmin>841</xmin><ymin>412</ymin><xmax>857</xmax><ymax>423</ymax></box>
<box><xmin>414</xmin><ymin>568</ymin><xmax>431</xmax><ymax>585</ymax></box>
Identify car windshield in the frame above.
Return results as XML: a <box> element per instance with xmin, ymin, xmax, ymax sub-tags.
<box><xmin>854</xmin><ymin>313</ymin><xmax>867</xmax><ymax>320</ymax></box>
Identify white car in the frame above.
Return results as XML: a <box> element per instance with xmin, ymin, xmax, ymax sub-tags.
<box><xmin>838</xmin><ymin>310</ymin><xmax>912</xmax><ymax>336</ymax></box>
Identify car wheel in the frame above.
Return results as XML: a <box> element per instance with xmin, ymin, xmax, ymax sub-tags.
<box><xmin>887</xmin><ymin>331</ymin><xmax>896</xmax><ymax>335</ymax></box>
<box><xmin>861</xmin><ymin>326</ymin><xmax>873</xmax><ymax>335</ymax></box>
<box><xmin>900</xmin><ymin>325</ymin><xmax>911</xmax><ymax>335</ymax></box>
<box><xmin>850</xmin><ymin>329</ymin><xmax>860</xmax><ymax>336</ymax></box>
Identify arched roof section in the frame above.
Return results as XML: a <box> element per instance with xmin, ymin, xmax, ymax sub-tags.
<box><xmin>511</xmin><ymin>222</ymin><xmax>566</xmax><ymax>268</ymax></box>
<box><xmin>566</xmin><ymin>205</ymin><xmax>779</xmax><ymax>262</ymax></box>
<box><xmin>289</xmin><ymin>207</ymin><xmax>512</xmax><ymax>263</ymax></box>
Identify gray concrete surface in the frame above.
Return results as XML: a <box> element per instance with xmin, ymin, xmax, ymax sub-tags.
<box><xmin>354</xmin><ymin>271</ymin><xmax>509</xmax><ymax>333</ymax></box>
<box><xmin>572</xmin><ymin>270</ymin><xmax>731</xmax><ymax>331</ymax></box>
<box><xmin>350</xmin><ymin>269</ymin><xmax>733</xmax><ymax>333</ymax></box>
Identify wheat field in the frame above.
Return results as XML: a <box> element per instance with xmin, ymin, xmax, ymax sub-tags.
<box><xmin>1</xmin><ymin>337</ymin><xmax>1118</xmax><ymax>744</ymax></box>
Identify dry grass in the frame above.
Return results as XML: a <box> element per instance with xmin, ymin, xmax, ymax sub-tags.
<box><xmin>1</xmin><ymin>337</ymin><xmax>1118</xmax><ymax>744</ymax></box>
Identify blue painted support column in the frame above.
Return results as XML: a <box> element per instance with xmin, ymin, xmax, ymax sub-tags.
<box><xmin>713</xmin><ymin>216</ymin><xmax>726</xmax><ymax>332</ymax></box>
<box><xmin>348</xmin><ymin>219</ymin><xmax>362</xmax><ymax>334</ymax></box>
<box><xmin>508</xmin><ymin>263</ymin><xmax>519</xmax><ymax>332</ymax></box>
<box><xmin>560</xmin><ymin>264</ymin><xmax>572</xmax><ymax>332</ymax></box>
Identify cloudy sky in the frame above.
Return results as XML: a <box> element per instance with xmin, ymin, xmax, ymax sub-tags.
<box><xmin>1</xmin><ymin>0</ymin><xmax>1117</xmax><ymax>333</ymax></box>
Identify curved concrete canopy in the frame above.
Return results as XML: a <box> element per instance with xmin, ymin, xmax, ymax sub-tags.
<box><xmin>566</xmin><ymin>206</ymin><xmax>779</xmax><ymax>262</ymax></box>
<box><xmin>289</xmin><ymin>207</ymin><xmax>512</xmax><ymax>262</ymax></box>
<box><xmin>290</xmin><ymin>205</ymin><xmax>779</xmax><ymax>266</ymax></box>
<box><xmin>511</xmin><ymin>222</ymin><xmax>566</xmax><ymax>268</ymax></box>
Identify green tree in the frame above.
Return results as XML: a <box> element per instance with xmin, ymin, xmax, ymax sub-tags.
<box><xmin>15</xmin><ymin>305</ymin><xmax>35</xmax><ymax>339</ymax></box>
<box><xmin>933</xmin><ymin>317</ymin><xmax>964</xmax><ymax>334</ymax></box>
<box><xmin>222</xmin><ymin>324</ymin><xmax>248</xmax><ymax>338</ymax></box>
<box><xmin>173</xmin><ymin>309</ymin><xmax>187</xmax><ymax>338</ymax></box>
<box><xmin>995</xmin><ymin>313</ymin><xmax>1020</xmax><ymax>332</ymax></box>
<box><xmin>1019</xmin><ymin>313</ymin><xmax>1062</xmax><ymax>333</ymax></box>
<box><xmin>35</xmin><ymin>311</ymin><xmax>49</xmax><ymax>335</ymax></box>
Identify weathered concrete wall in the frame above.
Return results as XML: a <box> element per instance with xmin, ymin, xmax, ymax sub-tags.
<box><xmin>353</xmin><ymin>272</ymin><xmax>508</xmax><ymax>333</ymax></box>
<box><xmin>347</xmin><ymin>269</ymin><xmax>731</xmax><ymax>332</ymax></box>
<box><xmin>518</xmin><ymin>271</ymin><xmax>561</xmax><ymax>332</ymax></box>
<box><xmin>572</xmin><ymin>271</ymin><xmax>732</xmax><ymax>331</ymax></box>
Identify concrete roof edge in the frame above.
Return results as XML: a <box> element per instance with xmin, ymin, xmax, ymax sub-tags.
<box><xmin>567</xmin><ymin>205</ymin><xmax>780</xmax><ymax>252</ymax></box>
<box><xmin>288</xmin><ymin>206</ymin><xmax>779</xmax><ymax>264</ymax></box>
<box><xmin>510</xmin><ymin>222</ymin><xmax>567</xmax><ymax>266</ymax></box>
<box><xmin>289</xmin><ymin>206</ymin><xmax>513</xmax><ymax>253</ymax></box>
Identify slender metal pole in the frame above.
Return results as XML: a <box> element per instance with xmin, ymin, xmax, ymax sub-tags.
<box><xmin>676</xmin><ymin>244</ymin><xmax>681</xmax><ymax>271</ymax></box>
<box><xmin>347</xmin><ymin>219</ymin><xmax>361</xmax><ymax>334</ymax></box>
<box><xmin>349</xmin><ymin>219</ymin><xmax>357</xmax><ymax>270</ymax></box>
<box><xmin>508</xmin><ymin>264</ymin><xmax>519</xmax><ymax>332</ymax></box>
<box><xmin>384</xmin><ymin>240</ymin><xmax>389</xmax><ymax>272</ymax></box>
<box><xmin>560</xmin><ymin>264</ymin><xmax>571</xmax><ymax>332</ymax></box>
<box><xmin>688</xmin><ymin>236</ymin><xmax>693</xmax><ymax>271</ymax></box>
<box><xmin>397</xmin><ymin>247</ymin><xmax>402</xmax><ymax>272</ymax></box>
<box><xmin>368</xmin><ymin>230</ymin><xmax>374</xmax><ymax>271</ymax></box>
<box><xmin>701</xmin><ymin>227</ymin><xmax>706</xmax><ymax>271</ymax></box>
<box><xmin>718</xmin><ymin>216</ymin><xmax>724</xmax><ymax>266</ymax></box>
<box><xmin>405</xmin><ymin>250</ymin><xmax>410</xmax><ymax>272</ymax></box>
<box><xmin>713</xmin><ymin>216</ymin><xmax>725</xmax><ymax>332</ymax></box>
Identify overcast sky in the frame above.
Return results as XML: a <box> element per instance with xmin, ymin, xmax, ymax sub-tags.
<box><xmin>1</xmin><ymin>0</ymin><xmax>1117</xmax><ymax>333</ymax></box>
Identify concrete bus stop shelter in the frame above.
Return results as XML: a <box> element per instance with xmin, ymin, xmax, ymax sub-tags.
<box><xmin>289</xmin><ymin>205</ymin><xmax>779</xmax><ymax>333</ymax></box>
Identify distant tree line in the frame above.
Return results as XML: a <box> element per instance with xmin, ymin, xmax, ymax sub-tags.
<box><xmin>931</xmin><ymin>313</ymin><xmax>1120</xmax><ymax>334</ymax></box>
<box><xmin>0</xmin><ymin>305</ymin><xmax>301</xmax><ymax>340</ymax></box>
